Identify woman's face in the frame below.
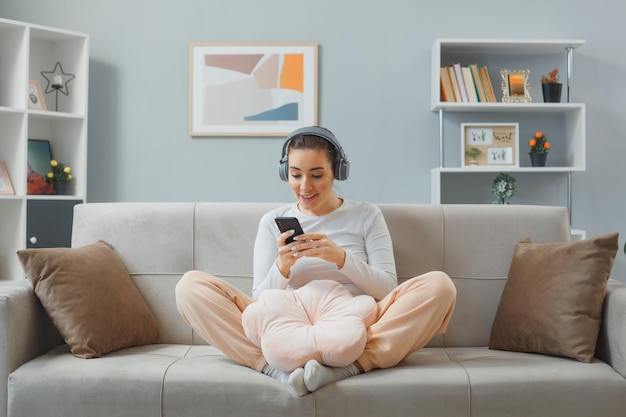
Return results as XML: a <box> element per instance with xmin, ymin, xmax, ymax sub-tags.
<box><xmin>287</xmin><ymin>148</ymin><xmax>339</xmax><ymax>216</ymax></box>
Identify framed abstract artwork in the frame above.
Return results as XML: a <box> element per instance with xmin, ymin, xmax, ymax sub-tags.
<box><xmin>189</xmin><ymin>42</ymin><xmax>318</xmax><ymax>136</ymax></box>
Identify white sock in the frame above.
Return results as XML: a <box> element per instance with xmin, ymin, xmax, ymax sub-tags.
<box><xmin>303</xmin><ymin>359</ymin><xmax>361</xmax><ymax>392</ymax></box>
<box><xmin>262</xmin><ymin>364</ymin><xmax>309</xmax><ymax>397</ymax></box>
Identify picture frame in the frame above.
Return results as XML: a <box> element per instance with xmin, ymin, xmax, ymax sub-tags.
<box><xmin>500</xmin><ymin>69</ymin><xmax>531</xmax><ymax>103</ymax></box>
<box><xmin>189</xmin><ymin>42</ymin><xmax>318</xmax><ymax>136</ymax></box>
<box><xmin>0</xmin><ymin>161</ymin><xmax>14</xmax><ymax>195</ymax></box>
<box><xmin>462</xmin><ymin>123</ymin><xmax>519</xmax><ymax>168</ymax></box>
<box><xmin>27</xmin><ymin>80</ymin><xmax>47</xmax><ymax>111</ymax></box>
<box><xmin>27</xmin><ymin>139</ymin><xmax>55</xmax><ymax>195</ymax></box>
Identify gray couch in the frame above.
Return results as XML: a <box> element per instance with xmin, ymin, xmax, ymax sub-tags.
<box><xmin>2</xmin><ymin>202</ymin><xmax>625</xmax><ymax>417</ymax></box>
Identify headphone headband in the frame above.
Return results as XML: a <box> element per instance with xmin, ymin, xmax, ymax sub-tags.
<box><xmin>279</xmin><ymin>126</ymin><xmax>350</xmax><ymax>181</ymax></box>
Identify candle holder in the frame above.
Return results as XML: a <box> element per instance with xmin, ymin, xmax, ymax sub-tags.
<box><xmin>41</xmin><ymin>61</ymin><xmax>75</xmax><ymax>112</ymax></box>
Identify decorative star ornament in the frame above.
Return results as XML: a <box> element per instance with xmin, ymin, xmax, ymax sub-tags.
<box><xmin>41</xmin><ymin>61</ymin><xmax>75</xmax><ymax>95</ymax></box>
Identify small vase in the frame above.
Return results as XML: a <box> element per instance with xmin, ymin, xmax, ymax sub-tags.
<box><xmin>54</xmin><ymin>181</ymin><xmax>70</xmax><ymax>195</ymax></box>
<box><xmin>529</xmin><ymin>152</ymin><xmax>547</xmax><ymax>167</ymax></box>
<box><xmin>542</xmin><ymin>83</ymin><xmax>562</xmax><ymax>103</ymax></box>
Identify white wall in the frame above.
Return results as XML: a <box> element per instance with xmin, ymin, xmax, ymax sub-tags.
<box><xmin>3</xmin><ymin>0</ymin><xmax>626</xmax><ymax>281</ymax></box>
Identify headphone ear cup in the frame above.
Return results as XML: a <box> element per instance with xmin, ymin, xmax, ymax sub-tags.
<box><xmin>279</xmin><ymin>158</ymin><xmax>289</xmax><ymax>181</ymax></box>
<box><xmin>335</xmin><ymin>158</ymin><xmax>350</xmax><ymax>181</ymax></box>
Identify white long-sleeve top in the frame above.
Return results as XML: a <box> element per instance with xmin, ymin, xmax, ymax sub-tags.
<box><xmin>252</xmin><ymin>200</ymin><xmax>398</xmax><ymax>301</ymax></box>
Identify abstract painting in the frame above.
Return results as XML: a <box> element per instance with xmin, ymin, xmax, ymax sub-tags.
<box><xmin>189</xmin><ymin>43</ymin><xmax>318</xmax><ymax>136</ymax></box>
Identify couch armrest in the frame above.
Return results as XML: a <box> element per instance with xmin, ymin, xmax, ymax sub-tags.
<box><xmin>596</xmin><ymin>279</ymin><xmax>626</xmax><ymax>377</ymax></box>
<box><xmin>0</xmin><ymin>280</ymin><xmax>62</xmax><ymax>417</ymax></box>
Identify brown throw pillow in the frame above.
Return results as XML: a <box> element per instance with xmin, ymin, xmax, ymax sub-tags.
<box><xmin>17</xmin><ymin>240</ymin><xmax>160</xmax><ymax>358</ymax></box>
<box><xmin>489</xmin><ymin>233</ymin><xmax>618</xmax><ymax>362</ymax></box>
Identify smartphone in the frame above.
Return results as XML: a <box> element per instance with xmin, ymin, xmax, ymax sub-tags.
<box><xmin>274</xmin><ymin>217</ymin><xmax>305</xmax><ymax>244</ymax></box>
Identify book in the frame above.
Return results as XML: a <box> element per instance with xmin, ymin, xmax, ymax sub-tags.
<box><xmin>480</xmin><ymin>66</ymin><xmax>497</xmax><ymax>102</ymax></box>
<box><xmin>448</xmin><ymin>66</ymin><xmax>462</xmax><ymax>102</ymax></box>
<box><xmin>452</xmin><ymin>63</ymin><xmax>469</xmax><ymax>102</ymax></box>
<box><xmin>461</xmin><ymin>66</ymin><xmax>478</xmax><ymax>102</ymax></box>
<box><xmin>469</xmin><ymin>64</ymin><xmax>487</xmax><ymax>102</ymax></box>
<box><xmin>440</xmin><ymin>67</ymin><xmax>456</xmax><ymax>102</ymax></box>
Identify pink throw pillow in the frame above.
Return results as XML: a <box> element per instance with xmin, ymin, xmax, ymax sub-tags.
<box><xmin>242</xmin><ymin>280</ymin><xmax>377</xmax><ymax>371</ymax></box>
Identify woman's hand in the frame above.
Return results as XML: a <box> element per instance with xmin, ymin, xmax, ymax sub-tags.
<box><xmin>275</xmin><ymin>231</ymin><xmax>346</xmax><ymax>278</ymax></box>
<box><xmin>276</xmin><ymin>230</ymin><xmax>300</xmax><ymax>277</ymax></box>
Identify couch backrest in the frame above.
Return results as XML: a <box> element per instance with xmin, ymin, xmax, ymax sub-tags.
<box><xmin>72</xmin><ymin>203</ymin><xmax>570</xmax><ymax>347</ymax></box>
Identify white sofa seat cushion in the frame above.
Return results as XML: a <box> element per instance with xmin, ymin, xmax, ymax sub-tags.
<box><xmin>9</xmin><ymin>345</ymin><xmax>626</xmax><ymax>417</ymax></box>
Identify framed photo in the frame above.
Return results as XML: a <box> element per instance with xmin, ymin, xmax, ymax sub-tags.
<box><xmin>27</xmin><ymin>139</ymin><xmax>55</xmax><ymax>195</ymax></box>
<box><xmin>500</xmin><ymin>69</ymin><xmax>531</xmax><ymax>103</ymax></box>
<box><xmin>0</xmin><ymin>161</ymin><xmax>14</xmax><ymax>195</ymax></box>
<box><xmin>189</xmin><ymin>42</ymin><xmax>318</xmax><ymax>136</ymax></box>
<box><xmin>28</xmin><ymin>80</ymin><xmax>47</xmax><ymax>111</ymax></box>
<box><xmin>462</xmin><ymin>123</ymin><xmax>519</xmax><ymax>168</ymax></box>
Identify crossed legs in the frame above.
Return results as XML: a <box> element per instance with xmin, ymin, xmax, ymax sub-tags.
<box><xmin>175</xmin><ymin>270</ymin><xmax>456</xmax><ymax>393</ymax></box>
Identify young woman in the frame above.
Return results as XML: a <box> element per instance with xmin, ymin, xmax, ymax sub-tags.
<box><xmin>176</xmin><ymin>126</ymin><xmax>456</xmax><ymax>396</ymax></box>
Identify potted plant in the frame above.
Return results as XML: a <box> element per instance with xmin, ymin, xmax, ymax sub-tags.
<box><xmin>465</xmin><ymin>147</ymin><xmax>482</xmax><ymax>165</ymax></box>
<box><xmin>529</xmin><ymin>131</ymin><xmax>550</xmax><ymax>167</ymax></box>
<box><xmin>541</xmin><ymin>68</ymin><xmax>562</xmax><ymax>102</ymax></box>
<box><xmin>45</xmin><ymin>159</ymin><xmax>73</xmax><ymax>195</ymax></box>
<box><xmin>492</xmin><ymin>173</ymin><xmax>516</xmax><ymax>204</ymax></box>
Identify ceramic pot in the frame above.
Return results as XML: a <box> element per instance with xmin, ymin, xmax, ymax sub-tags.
<box><xmin>529</xmin><ymin>152</ymin><xmax>547</xmax><ymax>167</ymax></box>
<box><xmin>54</xmin><ymin>181</ymin><xmax>70</xmax><ymax>195</ymax></box>
<box><xmin>542</xmin><ymin>83</ymin><xmax>562</xmax><ymax>103</ymax></box>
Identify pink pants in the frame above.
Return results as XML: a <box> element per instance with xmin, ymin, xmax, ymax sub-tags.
<box><xmin>175</xmin><ymin>271</ymin><xmax>456</xmax><ymax>373</ymax></box>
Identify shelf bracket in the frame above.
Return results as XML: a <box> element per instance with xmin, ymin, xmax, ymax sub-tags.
<box><xmin>566</xmin><ymin>47</ymin><xmax>573</xmax><ymax>103</ymax></box>
<box><xmin>438</xmin><ymin>108</ymin><xmax>444</xmax><ymax>168</ymax></box>
<box><xmin>567</xmin><ymin>171</ymin><xmax>573</xmax><ymax>226</ymax></box>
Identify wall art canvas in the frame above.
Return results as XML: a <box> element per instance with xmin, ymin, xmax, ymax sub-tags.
<box><xmin>189</xmin><ymin>43</ymin><xmax>318</xmax><ymax>136</ymax></box>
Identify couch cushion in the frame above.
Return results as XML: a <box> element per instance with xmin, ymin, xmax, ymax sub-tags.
<box><xmin>17</xmin><ymin>240</ymin><xmax>160</xmax><ymax>358</ymax></box>
<box><xmin>443</xmin><ymin>347</ymin><xmax>626</xmax><ymax>417</ymax></box>
<box><xmin>242</xmin><ymin>280</ymin><xmax>377</xmax><ymax>371</ymax></box>
<box><xmin>8</xmin><ymin>344</ymin><xmax>312</xmax><ymax>417</ymax></box>
<box><xmin>71</xmin><ymin>202</ymin><xmax>196</xmax><ymax>274</ymax></box>
<box><xmin>9</xmin><ymin>345</ymin><xmax>626</xmax><ymax>417</ymax></box>
<box><xmin>489</xmin><ymin>233</ymin><xmax>619</xmax><ymax>362</ymax></box>
<box><xmin>309</xmin><ymin>347</ymin><xmax>626</xmax><ymax>417</ymax></box>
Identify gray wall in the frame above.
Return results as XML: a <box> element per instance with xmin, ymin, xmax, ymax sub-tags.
<box><xmin>2</xmin><ymin>0</ymin><xmax>625</xmax><ymax>281</ymax></box>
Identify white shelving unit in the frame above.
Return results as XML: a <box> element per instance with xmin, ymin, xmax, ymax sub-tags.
<box><xmin>0</xmin><ymin>18</ymin><xmax>88</xmax><ymax>280</ymax></box>
<box><xmin>430</xmin><ymin>39</ymin><xmax>586</xmax><ymax>239</ymax></box>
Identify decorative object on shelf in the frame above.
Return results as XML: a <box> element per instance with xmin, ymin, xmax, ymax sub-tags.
<box><xmin>41</xmin><ymin>61</ymin><xmax>75</xmax><ymax>112</ymax></box>
<box><xmin>492</xmin><ymin>173</ymin><xmax>517</xmax><ymax>204</ymax></box>
<box><xmin>541</xmin><ymin>68</ymin><xmax>562</xmax><ymax>103</ymax></box>
<box><xmin>530</xmin><ymin>152</ymin><xmax>547</xmax><ymax>167</ymax></box>
<box><xmin>27</xmin><ymin>139</ymin><xmax>55</xmax><ymax>195</ymax></box>
<box><xmin>465</xmin><ymin>147</ymin><xmax>482</xmax><ymax>165</ymax></box>
<box><xmin>189</xmin><ymin>42</ymin><xmax>318</xmax><ymax>136</ymax></box>
<box><xmin>45</xmin><ymin>159</ymin><xmax>73</xmax><ymax>195</ymax></box>
<box><xmin>529</xmin><ymin>131</ymin><xmax>550</xmax><ymax>167</ymax></box>
<box><xmin>500</xmin><ymin>69</ymin><xmax>532</xmax><ymax>103</ymax></box>
<box><xmin>0</xmin><ymin>161</ymin><xmax>14</xmax><ymax>195</ymax></box>
<box><xmin>27</xmin><ymin>80</ymin><xmax>46</xmax><ymax>111</ymax></box>
<box><xmin>462</xmin><ymin>123</ymin><xmax>519</xmax><ymax>168</ymax></box>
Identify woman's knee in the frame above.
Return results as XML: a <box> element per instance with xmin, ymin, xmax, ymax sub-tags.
<box><xmin>175</xmin><ymin>270</ymin><xmax>216</xmax><ymax>305</ymax></box>
<box><xmin>410</xmin><ymin>271</ymin><xmax>456</xmax><ymax>305</ymax></box>
<box><xmin>176</xmin><ymin>270</ymin><xmax>198</xmax><ymax>298</ymax></box>
<box><xmin>431</xmin><ymin>271</ymin><xmax>456</xmax><ymax>298</ymax></box>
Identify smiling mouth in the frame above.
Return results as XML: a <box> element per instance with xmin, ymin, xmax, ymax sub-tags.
<box><xmin>299</xmin><ymin>194</ymin><xmax>318</xmax><ymax>202</ymax></box>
